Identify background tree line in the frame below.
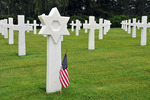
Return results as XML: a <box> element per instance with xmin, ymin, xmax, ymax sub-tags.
<box><xmin>0</xmin><ymin>0</ymin><xmax>150</xmax><ymax>27</ymax></box>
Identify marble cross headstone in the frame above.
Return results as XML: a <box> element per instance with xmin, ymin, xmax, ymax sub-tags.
<box><xmin>1</xmin><ymin>20</ymin><xmax>5</xmax><ymax>36</ymax></box>
<box><xmin>70</xmin><ymin>21</ymin><xmax>75</xmax><ymax>32</ymax></box>
<box><xmin>38</xmin><ymin>7</ymin><xmax>70</xmax><ymax>93</ymax></box>
<box><xmin>121</xmin><ymin>20</ymin><xmax>125</xmax><ymax>30</ymax></box>
<box><xmin>74</xmin><ymin>19</ymin><xmax>82</xmax><ymax>36</ymax></box>
<box><xmin>121</xmin><ymin>21</ymin><xmax>123</xmax><ymax>29</ymax></box>
<box><xmin>121</xmin><ymin>21</ymin><xmax>124</xmax><ymax>29</ymax></box>
<box><xmin>104</xmin><ymin>20</ymin><xmax>107</xmax><ymax>35</ymax></box>
<box><xmin>0</xmin><ymin>20</ymin><xmax>2</xmax><ymax>34</ymax></box>
<box><xmin>127</xmin><ymin>19</ymin><xmax>131</xmax><ymax>34</ymax></box>
<box><xmin>130</xmin><ymin>18</ymin><xmax>137</xmax><ymax>38</ymax></box>
<box><xmin>137</xmin><ymin>20</ymin><xmax>140</xmax><ymax>29</ymax></box>
<box><xmin>4</xmin><ymin>19</ymin><xmax>8</xmax><ymax>39</ymax></box>
<box><xmin>123</xmin><ymin>20</ymin><xmax>126</xmax><ymax>30</ymax></box>
<box><xmin>99</xmin><ymin>18</ymin><xmax>104</xmax><ymax>39</ymax></box>
<box><xmin>13</xmin><ymin>15</ymin><xmax>32</xmax><ymax>56</ymax></box>
<box><xmin>83</xmin><ymin>16</ymin><xmax>99</xmax><ymax>50</ymax></box>
<box><xmin>84</xmin><ymin>20</ymin><xmax>88</xmax><ymax>33</ymax></box>
<box><xmin>137</xmin><ymin>16</ymin><xmax>150</xmax><ymax>46</ymax></box>
<box><xmin>8</xmin><ymin>18</ymin><xmax>15</xmax><ymax>44</ymax></box>
<box><xmin>125</xmin><ymin>20</ymin><xmax>128</xmax><ymax>32</ymax></box>
<box><xmin>107</xmin><ymin>20</ymin><xmax>111</xmax><ymax>32</ymax></box>
<box><xmin>103</xmin><ymin>20</ymin><xmax>111</xmax><ymax>35</ymax></box>
<box><xmin>0</xmin><ymin>20</ymin><xmax>3</xmax><ymax>35</ymax></box>
<box><xmin>26</xmin><ymin>20</ymin><xmax>31</xmax><ymax>33</ymax></box>
<box><xmin>30</xmin><ymin>20</ymin><xmax>39</xmax><ymax>34</ymax></box>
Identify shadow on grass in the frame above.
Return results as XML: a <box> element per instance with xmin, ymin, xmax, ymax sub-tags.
<box><xmin>40</xmin><ymin>87</ymin><xmax>46</xmax><ymax>92</ymax></box>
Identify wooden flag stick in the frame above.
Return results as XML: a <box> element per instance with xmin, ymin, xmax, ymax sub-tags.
<box><xmin>60</xmin><ymin>85</ymin><xmax>62</xmax><ymax>94</ymax></box>
<box><xmin>66</xmin><ymin>49</ymin><xmax>67</xmax><ymax>55</ymax></box>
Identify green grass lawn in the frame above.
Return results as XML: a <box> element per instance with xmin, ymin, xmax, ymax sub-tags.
<box><xmin>0</xmin><ymin>28</ymin><xmax>150</xmax><ymax>100</ymax></box>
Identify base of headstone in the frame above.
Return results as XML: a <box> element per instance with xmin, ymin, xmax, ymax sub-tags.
<box><xmin>4</xmin><ymin>28</ymin><xmax>8</xmax><ymax>39</ymax></box>
<box><xmin>9</xmin><ymin>29</ymin><xmax>14</xmax><ymax>44</ymax></box>
<box><xmin>88</xmin><ymin>29</ymin><xmax>95</xmax><ymax>50</ymax></box>
<box><xmin>76</xmin><ymin>29</ymin><xmax>79</xmax><ymax>36</ymax></box>
<box><xmin>99</xmin><ymin>33</ymin><xmax>103</xmax><ymax>39</ymax></box>
<box><xmin>99</xmin><ymin>27</ymin><xmax>103</xmax><ymax>39</ymax></box>
<box><xmin>34</xmin><ymin>27</ymin><xmax>36</xmax><ymax>34</ymax></box>
<box><xmin>18</xmin><ymin>30</ymin><xmax>26</xmax><ymax>56</ymax></box>
<box><xmin>141</xmin><ymin>28</ymin><xmax>147</xmax><ymax>46</ymax></box>
<box><xmin>132</xmin><ymin>27</ymin><xmax>136</xmax><ymax>38</ymax></box>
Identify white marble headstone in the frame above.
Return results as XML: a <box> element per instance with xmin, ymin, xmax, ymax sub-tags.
<box><xmin>38</xmin><ymin>7</ymin><xmax>70</xmax><ymax>93</ymax></box>
<box><xmin>30</xmin><ymin>20</ymin><xmax>39</xmax><ymax>34</ymax></box>
<box><xmin>125</xmin><ymin>20</ymin><xmax>128</xmax><ymax>32</ymax></box>
<box><xmin>84</xmin><ymin>20</ymin><xmax>88</xmax><ymax>33</ymax></box>
<box><xmin>99</xmin><ymin>18</ymin><xmax>104</xmax><ymax>39</ymax></box>
<box><xmin>8</xmin><ymin>18</ymin><xmax>14</xmax><ymax>44</ymax></box>
<box><xmin>26</xmin><ymin>20</ymin><xmax>30</xmax><ymax>32</ymax></box>
<box><xmin>131</xmin><ymin>18</ymin><xmax>137</xmax><ymax>38</ymax></box>
<box><xmin>137</xmin><ymin>20</ymin><xmax>140</xmax><ymax>29</ymax></box>
<box><xmin>127</xmin><ymin>19</ymin><xmax>131</xmax><ymax>34</ymax></box>
<box><xmin>4</xmin><ymin>19</ymin><xmax>8</xmax><ymax>39</ymax></box>
<box><xmin>74</xmin><ymin>20</ymin><xmax>82</xmax><ymax>36</ymax></box>
<box><xmin>137</xmin><ymin>16</ymin><xmax>150</xmax><ymax>46</ymax></box>
<box><xmin>70</xmin><ymin>21</ymin><xmax>75</xmax><ymax>32</ymax></box>
<box><xmin>104</xmin><ymin>20</ymin><xmax>107</xmax><ymax>35</ymax></box>
<box><xmin>12</xmin><ymin>15</ymin><xmax>32</xmax><ymax>56</ymax></box>
<box><xmin>83</xmin><ymin>16</ymin><xmax>100</xmax><ymax>50</ymax></box>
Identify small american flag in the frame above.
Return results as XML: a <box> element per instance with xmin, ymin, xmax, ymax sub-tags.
<box><xmin>59</xmin><ymin>53</ymin><xmax>69</xmax><ymax>88</ymax></box>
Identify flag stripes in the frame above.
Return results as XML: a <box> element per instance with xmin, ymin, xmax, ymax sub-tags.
<box><xmin>59</xmin><ymin>53</ymin><xmax>69</xmax><ymax>88</ymax></box>
<box><xmin>59</xmin><ymin>66</ymin><xmax>69</xmax><ymax>88</ymax></box>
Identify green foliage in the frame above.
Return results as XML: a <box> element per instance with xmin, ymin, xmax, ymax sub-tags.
<box><xmin>0</xmin><ymin>15</ymin><xmax>18</xmax><ymax>24</ymax></box>
<box><xmin>108</xmin><ymin>15</ymin><xmax>144</xmax><ymax>28</ymax></box>
<box><xmin>26</xmin><ymin>17</ymin><xmax>34</xmax><ymax>23</ymax></box>
<box><xmin>67</xmin><ymin>15</ymin><xmax>88</xmax><ymax>28</ymax></box>
<box><xmin>0</xmin><ymin>28</ymin><xmax>150</xmax><ymax>99</ymax></box>
<box><xmin>70</xmin><ymin>15</ymin><xmax>88</xmax><ymax>23</ymax></box>
<box><xmin>0</xmin><ymin>15</ymin><xmax>14</xmax><ymax>19</ymax></box>
<box><xmin>0</xmin><ymin>0</ymin><xmax>150</xmax><ymax>27</ymax></box>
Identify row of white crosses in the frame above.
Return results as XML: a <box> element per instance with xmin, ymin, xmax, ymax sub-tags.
<box><xmin>95</xmin><ymin>18</ymin><xmax>111</xmax><ymax>39</ymax></box>
<box><xmin>70</xmin><ymin>20</ymin><xmax>82</xmax><ymax>36</ymax></box>
<box><xmin>69</xmin><ymin>17</ymin><xmax>111</xmax><ymax>50</ymax></box>
<box><xmin>121</xmin><ymin>16</ymin><xmax>150</xmax><ymax>46</ymax></box>
<box><xmin>0</xmin><ymin>16</ymin><xmax>40</xmax><ymax>56</ymax></box>
<box><xmin>82</xmin><ymin>16</ymin><xmax>111</xmax><ymax>50</ymax></box>
<box><xmin>0</xmin><ymin>18</ymin><xmax>39</xmax><ymax>37</ymax></box>
<box><xmin>70</xmin><ymin>18</ymin><xmax>111</xmax><ymax>39</ymax></box>
<box><xmin>121</xmin><ymin>19</ymin><xmax>140</xmax><ymax>37</ymax></box>
<box><xmin>26</xmin><ymin>20</ymin><xmax>39</xmax><ymax>34</ymax></box>
<box><xmin>0</xmin><ymin>7</ymin><xmax>69</xmax><ymax>94</ymax></box>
